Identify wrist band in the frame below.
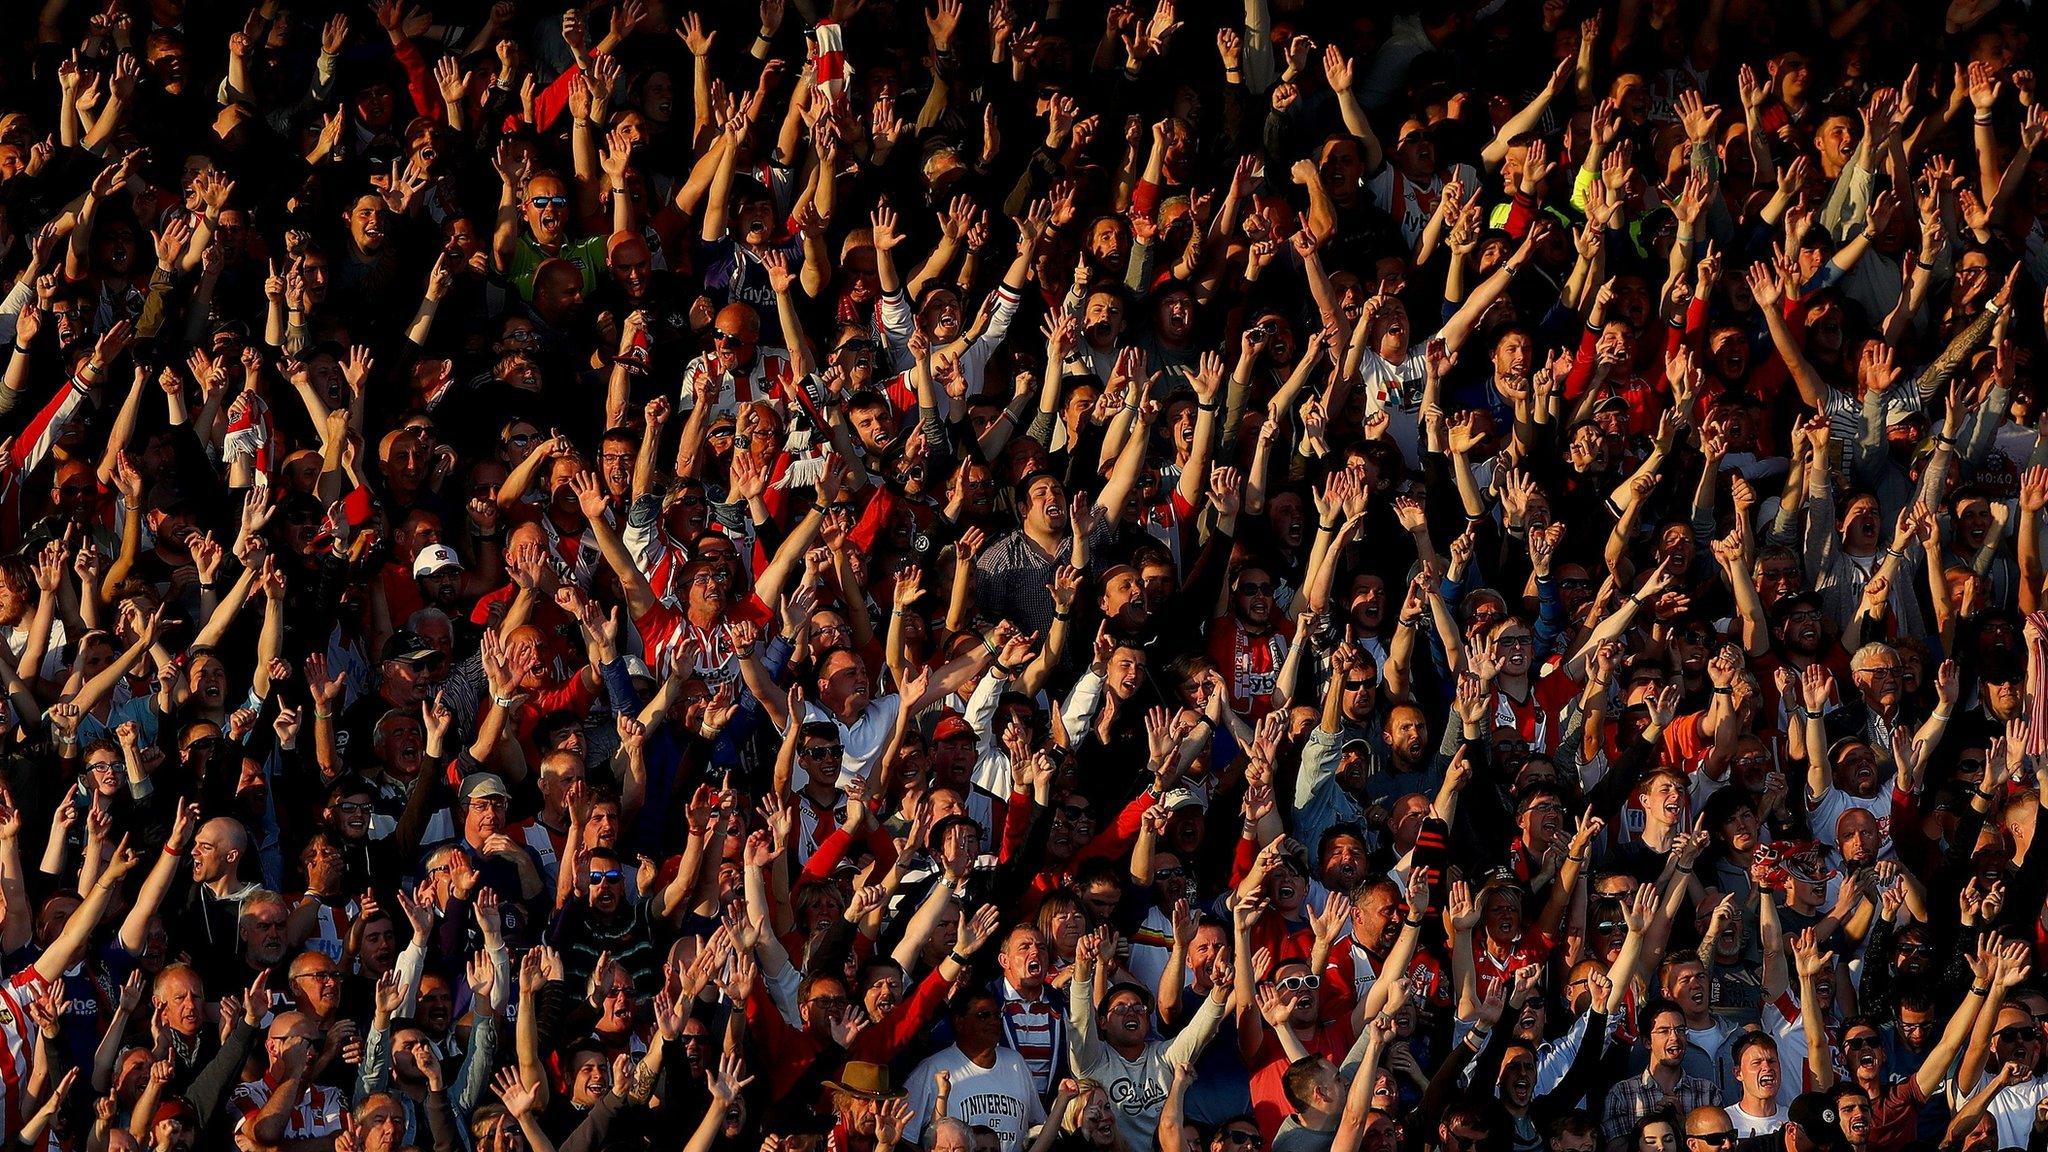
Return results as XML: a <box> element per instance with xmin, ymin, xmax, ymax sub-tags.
<box><xmin>1916</xmin><ymin>259</ymin><xmax>1936</xmax><ymax>270</ymax></box>
<box><xmin>948</xmin><ymin>950</ymin><xmax>970</xmax><ymax>966</ymax></box>
<box><xmin>1318</xmin><ymin>521</ymin><xmax>1340</xmax><ymax>532</ymax></box>
<box><xmin>1932</xmin><ymin>709</ymin><xmax>1953</xmax><ymax>722</ymax></box>
<box><xmin>1976</xmin><ymin>113</ymin><xmax>1996</xmax><ymax>124</ymax></box>
<box><xmin>164</xmin><ymin>844</ymin><xmax>186</xmax><ymax>857</ymax></box>
<box><xmin>1052</xmin><ymin>610</ymin><xmax>1073</xmax><ymax>620</ymax></box>
<box><xmin>1971</xmin><ymin>985</ymin><xmax>1992</xmax><ymax>996</ymax></box>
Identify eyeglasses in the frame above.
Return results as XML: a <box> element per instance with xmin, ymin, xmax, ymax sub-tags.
<box><xmin>1494</xmin><ymin>634</ymin><xmax>1533</xmax><ymax>649</ymax></box>
<box><xmin>589</xmin><ymin>869</ymin><xmax>623</xmax><ymax>884</ymax></box>
<box><xmin>296</xmin><ymin>971</ymin><xmax>342</xmax><ymax>984</ymax></box>
<box><xmin>1275</xmin><ymin>973</ymin><xmax>1321</xmax><ymax>993</ymax></box>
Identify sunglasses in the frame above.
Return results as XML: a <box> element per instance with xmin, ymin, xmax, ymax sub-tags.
<box><xmin>1841</xmin><ymin>1035</ymin><xmax>1882</xmax><ymax>1051</ymax></box>
<box><xmin>1223</xmin><ymin>1133</ymin><xmax>1265</xmax><ymax>1148</ymax></box>
<box><xmin>589</xmin><ymin>869</ymin><xmax>623</xmax><ymax>884</ymax></box>
<box><xmin>713</xmin><ymin>329</ymin><xmax>755</xmax><ymax>344</ymax></box>
<box><xmin>1056</xmin><ymin>804</ymin><xmax>1094</xmax><ymax>821</ymax></box>
<box><xmin>1153</xmin><ymin>866</ymin><xmax>1185</xmax><ymax>881</ymax></box>
<box><xmin>1275</xmin><ymin>974</ymin><xmax>1321</xmax><ymax>993</ymax></box>
<box><xmin>1237</xmin><ymin>582</ymin><xmax>1274</xmax><ymax>596</ymax></box>
<box><xmin>799</xmin><ymin>744</ymin><xmax>844</xmax><ymax>759</ymax></box>
<box><xmin>528</xmin><ymin>195</ymin><xmax>569</xmax><ymax>209</ymax></box>
<box><xmin>1690</xmin><ymin>1135</ymin><xmax>1737</xmax><ymax>1147</ymax></box>
<box><xmin>1996</xmin><ymin>1025</ymin><xmax>2039</xmax><ymax>1043</ymax></box>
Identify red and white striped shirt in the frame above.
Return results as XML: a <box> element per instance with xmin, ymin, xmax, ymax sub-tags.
<box><xmin>0</xmin><ymin>967</ymin><xmax>54</xmax><ymax>1140</ymax></box>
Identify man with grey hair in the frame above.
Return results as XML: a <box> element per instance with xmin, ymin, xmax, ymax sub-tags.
<box><xmin>927</xmin><ymin>1117</ymin><xmax>975</xmax><ymax>1152</ymax></box>
<box><xmin>1800</xmin><ymin>643</ymin><xmax>1951</xmax><ymax>848</ymax></box>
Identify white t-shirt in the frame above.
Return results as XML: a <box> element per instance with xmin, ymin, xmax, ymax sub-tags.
<box><xmin>1975</xmin><ymin>1072</ymin><xmax>2048</xmax><ymax>1152</ymax></box>
<box><xmin>4</xmin><ymin>617</ymin><xmax>67</xmax><ymax>681</ymax></box>
<box><xmin>1808</xmin><ymin>786</ymin><xmax>1893</xmax><ymax>850</ymax></box>
<box><xmin>1729</xmin><ymin>1102</ymin><xmax>1788</xmax><ymax>1138</ymax></box>
<box><xmin>903</xmin><ymin>1045</ymin><xmax>1045</xmax><ymax>1151</ymax></box>
<box><xmin>794</xmin><ymin>694</ymin><xmax>902</xmax><ymax>790</ymax></box>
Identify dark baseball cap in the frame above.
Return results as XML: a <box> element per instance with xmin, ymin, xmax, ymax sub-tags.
<box><xmin>1788</xmin><ymin>1091</ymin><xmax>1845</xmax><ymax>1152</ymax></box>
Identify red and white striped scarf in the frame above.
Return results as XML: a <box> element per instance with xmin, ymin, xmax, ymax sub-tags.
<box><xmin>223</xmin><ymin>391</ymin><xmax>278</xmax><ymax>488</ymax></box>
<box><xmin>810</xmin><ymin>21</ymin><xmax>851</xmax><ymax>114</ymax></box>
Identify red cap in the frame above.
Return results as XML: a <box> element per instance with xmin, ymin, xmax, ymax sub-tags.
<box><xmin>932</xmin><ymin>712</ymin><xmax>975</xmax><ymax>743</ymax></box>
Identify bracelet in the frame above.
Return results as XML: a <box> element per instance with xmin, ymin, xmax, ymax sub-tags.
<box><xmin>1567</xmin><ymin>854</ymin><xmax>1587</xmax><ymax>863</ymax></box>
<box><xmin>983</xmin><ymin>634</ymin><xmax>1000</xmax><ymax>656</ymax></box>
<box><xmin>492</xmin><ymin>694</ymin><xmax>520</xmax><ymax>708</ymax></box>
<box><xmin>1931</xmin><ymin>709</ymin><xmax>1952</xmax><ymax>722</ymax></box>
<box><xmin>1916</xmin><ymin>259</ymin><xmax>1936</xmax><ymax>270</ymax></box>
<box><xmin>1674</xmin><ymin>864</ymin><xmax>1693</xmax><ymax>873</ymax></box>
<box><xmin>1197</xmin><ymin>400</ymin><xmax>1221</xmax><ymax>412</ymax></box>
<box><xmin>1975</xmin><ymin>112</ymin><xmax>1996</xmax><ymax>125</ymax></box>
<box><xmin>1052</xmin><ymin>610</ymin><xmax>1073</xmax><ymax>620</ymax></box>
<box><xmin>1712</xmin><ymin>686</ymin><xmax>1733</xmax><ymax>695</ymax></box>
<box><xmin>164</xmin><ymin>844</ymin><xmax>186</xmax><ymax>857</ymax></box>
<box><xmin>1971</xmin><ymin>985</ymin><xmax>1992</xmax><ymax>996</ymax></box>
<box><xmin>1403</xmin><ymin>917</ymin><xmax>1424</xmax><ymax>928</ymax></box>
<box><xmin>948</xmin><ymin>950</ymin><xmax>971</xmax><ymax>966</ymax></box>
<box><xmin>198</xmin><ymin>581</ymin><xmax>217</xmax><ymax>591</ymax></box>
<box><xmin>1318</xmin><ymin>521</ymin><xmax>1340</xmax><ymax>532</ymax></box>
<box><xmin>1973</xmin><ymin>787</ymin><xmax>1995</xmax><ymax>799</ymax></box>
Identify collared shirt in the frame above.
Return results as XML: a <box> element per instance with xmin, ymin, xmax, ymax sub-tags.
<box><xmin>1601</xmin><ymin>1068</ymin><xmax>1719</xmax><ymax>1146</ymax></box>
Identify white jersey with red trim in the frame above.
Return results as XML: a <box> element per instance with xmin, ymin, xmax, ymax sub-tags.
<box><xmin>229</xmin><ymin>1076</ymin><xmax>347</xmax><ymax>1140</ymax></box>
<box><xmin>676</xmin><ymin>349</ymin><xmax>797</xmax><ymax>421</ymax></box>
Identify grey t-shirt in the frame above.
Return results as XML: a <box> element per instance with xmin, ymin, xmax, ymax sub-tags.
<box><xmin>1273</xmin><ymin>1118</ymin><xmax>1338</xmax><ymax>1152</ymax></box>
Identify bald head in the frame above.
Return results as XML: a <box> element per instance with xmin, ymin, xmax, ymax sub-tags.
<box><xmin>1685</xmin><ymin>1107</ymin><xmax>1736</xmax><ymax>1139</ymax></box>
<box><xmin>193</xmin><ymin>817</ymin><xmax>249</xmax><ymax>884</ymax></box>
